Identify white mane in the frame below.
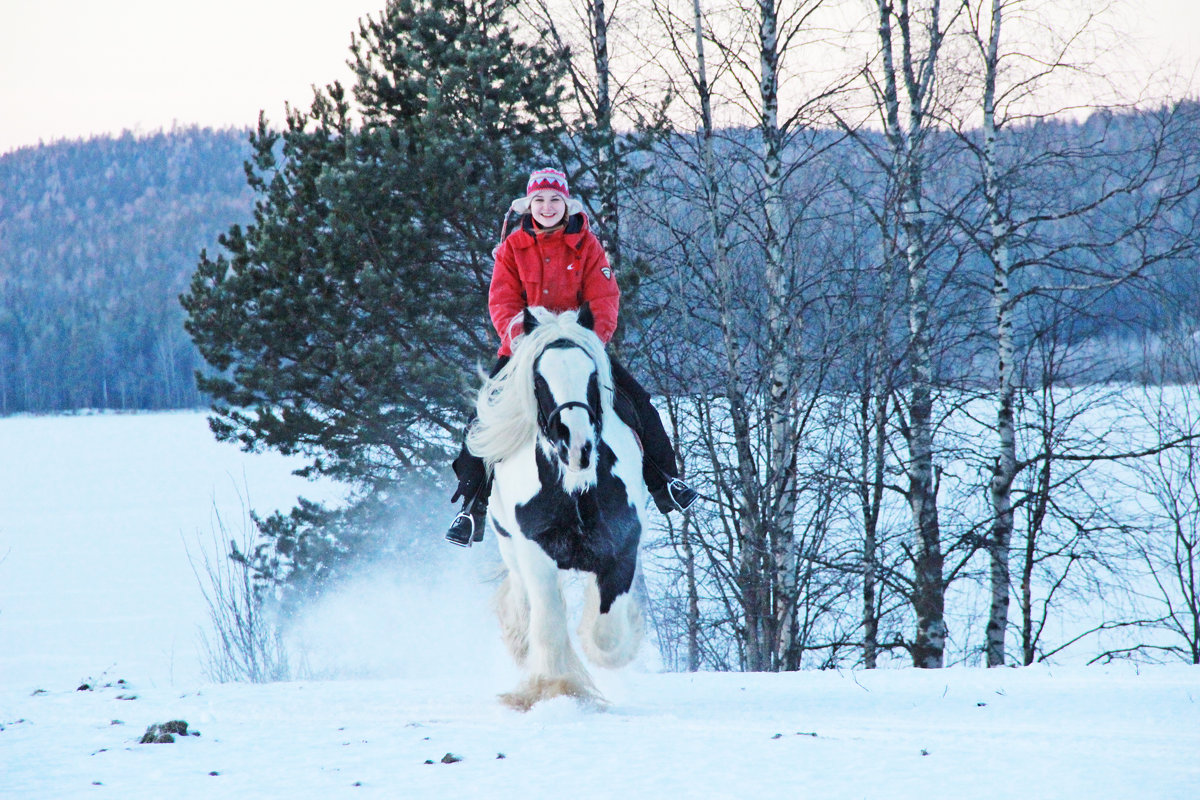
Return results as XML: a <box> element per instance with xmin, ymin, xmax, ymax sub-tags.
<box><xmin>467</xmin><ymin>307</ymin><xmax>615</xmax><ymax>466</ymax></box>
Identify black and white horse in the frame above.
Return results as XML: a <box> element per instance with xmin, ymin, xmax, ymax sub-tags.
<box><xmin>468</xmin><ymin>306</ymin><xmax>647</xmax><ymax>710</ymax></box>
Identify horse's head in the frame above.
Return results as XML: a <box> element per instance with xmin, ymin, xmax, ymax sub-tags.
<box><xmin>526</xmin><ymin>306</ymin><xmax>603</xmax><ymax>489</ymax></box>
<box><xmin>468</xmin><ymin>305</ymin><xmax>614</xmax><ymax>479</ymax></box>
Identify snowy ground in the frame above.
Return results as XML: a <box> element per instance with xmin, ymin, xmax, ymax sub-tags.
<box><xmin>4</xmin><ymin>664</ymin><xmax>1198</xmax><ymax>799</ymax></box>
<box><xmin>2</xmin><ymin>412</ymin><xmax>1198</xmax><ymax>799</ymax></box>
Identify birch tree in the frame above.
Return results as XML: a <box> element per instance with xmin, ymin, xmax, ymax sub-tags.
<box><xmin>631</xmin><ymin>0</ymin><xmax>862</xmax><ymax>670</ymax></box>
<box><xmin>703</xmin><ymin>0</ymin><xmax>853</xmax><ymax>671</ymax></box>
<box><xmin>976</xmin><ymin>0</ymin><xmax>1012</xmax><ymax>669</ymax></box>
<box><xmin>861</xmin><ymin>0</ymin><xmax>964</xmax><ymax>668</ymax></box>
<box><xmin>835</xmin><ymin>191</ymin><xmax>910</xmax><ymax>668</ymax></box>
<box><xmin>957</xmin><ymin>0</ymin><xmax>1200</xmax><ymax>666</ymax></box>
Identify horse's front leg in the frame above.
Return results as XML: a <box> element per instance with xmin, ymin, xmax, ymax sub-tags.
<box><xmin>578</xmin><ymin>552</ymin><xmax>644</xmax><ymax>669</ymax></box>
<box><xmin>494</xmin><ymin>535</ymin><xmax>530</xmax><ymax>665</ymax></box>
<box><xmin>499</xmin><ymin>534</ymin><xmax>599</xmax><ymax>711</ymax></box>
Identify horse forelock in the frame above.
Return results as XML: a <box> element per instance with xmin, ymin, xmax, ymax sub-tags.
<box><xmin>467</xmin><ymin>308</ymin><xmax>614</xmax><ymax>466</ymax></box>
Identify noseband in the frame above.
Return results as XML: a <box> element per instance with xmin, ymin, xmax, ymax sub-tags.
<box><xmin>540</xmin><ymin>400</ymin><xmax>597</xmax><ymax>436</ymax></box>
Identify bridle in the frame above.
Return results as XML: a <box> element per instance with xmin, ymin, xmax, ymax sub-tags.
<box><xmin>539</xmin><ymin>399</ymin><xmax>597</xmax><ymax>436</ymax></box>
<box><xmin>534</xmin><ymin>340</ymin><xmax>601</xmax><ymax>439</ymax></box>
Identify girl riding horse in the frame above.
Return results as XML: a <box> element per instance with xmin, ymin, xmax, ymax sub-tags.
<box><xmin>447</xmin><ymin>168</ymin><xmax>697</xmax><ymax>545</ymax></box>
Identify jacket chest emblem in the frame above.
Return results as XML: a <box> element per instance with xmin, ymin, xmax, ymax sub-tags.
<box><xmin>601</xmin><ymin>267</ymin><xmax>612</xmax><ymax>280</ymax></box>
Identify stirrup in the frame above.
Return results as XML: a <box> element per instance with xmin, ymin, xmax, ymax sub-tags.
<box><xmin>665</xmin><ymin>478</ymin><xmax>699</xmax><ymax>512</ymax></box>
<box><xmin>446</xmin><ymin>511</ymin><xmax>484</xmax><ymax>547</ymax></box>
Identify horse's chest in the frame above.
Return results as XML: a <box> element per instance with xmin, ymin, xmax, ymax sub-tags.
<box><xmin>512</xmin><ymin>446</ymin><xmax>639</xmax><ymax>574</ymax></box>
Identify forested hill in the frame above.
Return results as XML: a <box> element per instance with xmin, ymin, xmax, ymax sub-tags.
<box><xmin>1</xmin><ymin>108</ymin><xmax>1195</xmax><ymax>415</ymax></box>
<box><xmin>0</xmin><ymin>128</ymin><xmax>253</xmax><ymax>414</ymax></box>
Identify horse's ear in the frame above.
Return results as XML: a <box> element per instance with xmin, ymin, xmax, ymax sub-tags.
<box><xmin>523</xmin><ymin>307</ymin><xmax>539</xmax><ymax>335</ymax></box>
<box><xmin>577</xmin><ymin>302</ymin><xmax>595</xmax><ymax>331</ymax></box>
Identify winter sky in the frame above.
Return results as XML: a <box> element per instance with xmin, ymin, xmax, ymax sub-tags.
<box><xmin>1</xmin><ymin>0</ymin><xmax>1198</xmax><ymax>155</ymax></box>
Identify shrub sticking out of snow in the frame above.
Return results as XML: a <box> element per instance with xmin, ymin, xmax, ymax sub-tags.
<box><xmin>76</xmin><ymin>675</ymin><xmax>128</xmax><ymax>692</ymax></box>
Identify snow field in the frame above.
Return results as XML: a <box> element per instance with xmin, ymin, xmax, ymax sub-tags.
<box><xmin>1</xmin><ymin>411</ymin><xmax>1198</xmax><ymax>799</ymax></box>
<box><xmin>2</xmin><ymin>665</ymin><xmax>1197</xmax><ymax>799</ymax></box>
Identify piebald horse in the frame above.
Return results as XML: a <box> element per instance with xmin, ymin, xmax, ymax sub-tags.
<box><xmin>468</xmin><ymin>306</ymin><xmax>647</xmax><ymax>710</ymax></box>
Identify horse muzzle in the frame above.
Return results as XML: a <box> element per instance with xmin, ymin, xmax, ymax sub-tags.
<box><xmin>559</xmin><ymin>438</ymin><xmax>594</xmax><ymax>472</ymax></box>
<box><xmin>543</xmin><ymin>400</ymin><xmax>599</xmax><ymax>479</ymax></box>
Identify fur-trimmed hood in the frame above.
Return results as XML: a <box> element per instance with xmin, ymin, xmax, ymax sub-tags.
<box><xmin>508</xmin><ymin>193</ymin><xmax>585</xmax><ymax>218</ymax></box>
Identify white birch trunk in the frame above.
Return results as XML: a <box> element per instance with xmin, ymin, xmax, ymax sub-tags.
<box><xmin>982</xmin><ymin>0</ymin><xmax>1015</xmax><ymax>668</ymax></box>
<box><xmin>589</xmin><ymin>0</ymin><xmax>622</xmax><ymax>273</ymax></box>
<box><xmin>1022</xmin><ymin>407</ymin><xmax>1052</xmax><ymax>665</ymax></box>
<box><xmin>759</xmin><ymin>0</ymin><xmax>803</xmax><ymax>671</ymax></box>
<box><xmin>875</xmin><ymin>0</ymin><xmax>946</xmax><ymax>668</ymax></box>
<box><xmin>860</xmin><ymin>237</ymin><xmax>897</xmax><ymax>668</ymax></box>
<box><xmin>860</xmin><ymin>368</ymin><xmax>889</xmax><ymax>668</ymax></box>
<box><xmin>692</xmin><ymin>0</ymin><xmax>769</xmax><ymax>670</ymax></box>
<box><xmin>680</xmin><ymin>521</ymin><xmax>701</xmax><ymax>672</ymax></box>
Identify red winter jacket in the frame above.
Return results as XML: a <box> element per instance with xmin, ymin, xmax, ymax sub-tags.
<box><xmin>489</xmin><ymin>213</ymin><xmax>619</xmax><ymax>356</ymax></box>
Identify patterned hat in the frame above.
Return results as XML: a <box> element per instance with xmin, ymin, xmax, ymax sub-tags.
<box><xmin>526</xmin><ymin>167</ymin><xmax>570</xmax><ymax>197</ymax></box>
<box><xmin>511</xmin><ymin>167</ymin><xmax>583</xmax><ymax>216</ymax></box>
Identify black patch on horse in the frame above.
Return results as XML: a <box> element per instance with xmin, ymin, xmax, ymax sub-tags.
<box><xmin>514</xmin><ymin>442</ymin><xmax>640</xmax><ymax>613</ymax></box>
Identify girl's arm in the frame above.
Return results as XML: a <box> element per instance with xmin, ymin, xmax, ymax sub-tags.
<box><xmin>488</xmin><ymin>242</ymin><xmax>527</xmax><ymax>351</ymax></box>
<box><xmin>580</xmin><ymin>235</ymin><xmax>620</xmax><ymax>344</ymax></box>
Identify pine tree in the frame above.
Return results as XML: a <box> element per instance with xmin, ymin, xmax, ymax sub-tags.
<box><xmin>181</xmin><ymin>0</ymin><xmax>568</xmax><ymax>586</ymax></box>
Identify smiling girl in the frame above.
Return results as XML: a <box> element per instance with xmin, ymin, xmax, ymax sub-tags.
<box><xmin>447</xmin><ymin>168</ymin><xmax>697</xmax><ymax>545</ymax></box>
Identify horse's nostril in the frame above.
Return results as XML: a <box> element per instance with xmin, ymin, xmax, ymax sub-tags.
<box><xmin>580</xmin><ymin>442</ymin><xmax>592</xmax><ymax>468</ymax></box>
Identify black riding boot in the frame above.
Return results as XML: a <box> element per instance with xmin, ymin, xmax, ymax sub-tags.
<box><xmin>446</xmin><ymin>355</ymin><xmax>509</xmax><ymax>547</ymax></box>
<box><xmin>610</xmin><ymin>359</ymin><xmax>699</xmax><ymax>515</ymax></box>
<box><xmin>447</xmin><ymin>446</ymin><xmax>489</xmax><ymax>547</ymax></box>
<box><xmin>650</xmin><ymin>474</ymin><xmax>700</xmax><ymax>515</ymax></box>
<box><xmin>643</xmin><ymin>455</ymin><xmax>699</xmax><ymax>514</ymax></box>
<box><xmin>446</xmin><ymin>483</ymin><xmax>488</xmax><ymax>546</ymax></box>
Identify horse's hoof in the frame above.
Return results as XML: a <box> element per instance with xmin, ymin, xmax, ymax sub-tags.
<box><xmin>498</xmin><ymin>676</ymin><xmax>605</xmax><ymax>712</ymax></box>
<box><xmin>498</xmin><ymin>690</ymin><xmax>537</xmax><ymax>712</ymax></box>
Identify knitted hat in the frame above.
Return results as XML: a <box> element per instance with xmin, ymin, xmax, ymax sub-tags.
<box><xmin>510</xmin><ymin>167</ymin><xmax>584</xmax><ymax>216</ymax></box>
<box><xmin>526</xmin><ymin>167</ymin><xmax>570</xmax><ymax>197</ymax></box>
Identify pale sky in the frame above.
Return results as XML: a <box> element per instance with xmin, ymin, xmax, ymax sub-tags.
<box><xmin>0</xmin><ymin>0</ymin><xmax>1197</xmax><ymax>155</ymax></box>
<box><xmin>0</xmin><ymin>0</ymin><xmax>370</xmax><ymax>153</ymax></box>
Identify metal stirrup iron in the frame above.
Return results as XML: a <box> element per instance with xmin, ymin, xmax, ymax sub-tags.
<box><xmin>446</xmin><ymin>510</ymin><xmax>478</xmax><ymax>547</ymax></box>
<box><xmin>666</xmin><ymin>478</ymin><xmax>699</xmax><ymax>511</ymax></box>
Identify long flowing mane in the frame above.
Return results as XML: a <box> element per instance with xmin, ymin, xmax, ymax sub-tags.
<box><xmin>467</xmin><ymin>307</ymin><xmax>615</xmax><ymax>466</ymax></box>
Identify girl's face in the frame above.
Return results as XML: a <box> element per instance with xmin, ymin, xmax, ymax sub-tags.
<box><xmin>529</xmin><ymin>190</ymin><xmax>567</xmax><ymax>228</ymax></box>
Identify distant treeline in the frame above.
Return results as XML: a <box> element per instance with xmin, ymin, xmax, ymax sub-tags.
<box><xmin>0</xmin><ymin>111</ymin><xmax>1195</xmax><ymax>415</ymax></box>
<box><xmin>0</xmin><ymin>128</ymin><xmax>253</xmax><ymax>414</ymax></box>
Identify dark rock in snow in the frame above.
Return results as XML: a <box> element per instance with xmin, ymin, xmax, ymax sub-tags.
<box><xmin>140</xmin><ymin>720</ymin><xmax>199</xmax><ymax>744</ymax></box>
